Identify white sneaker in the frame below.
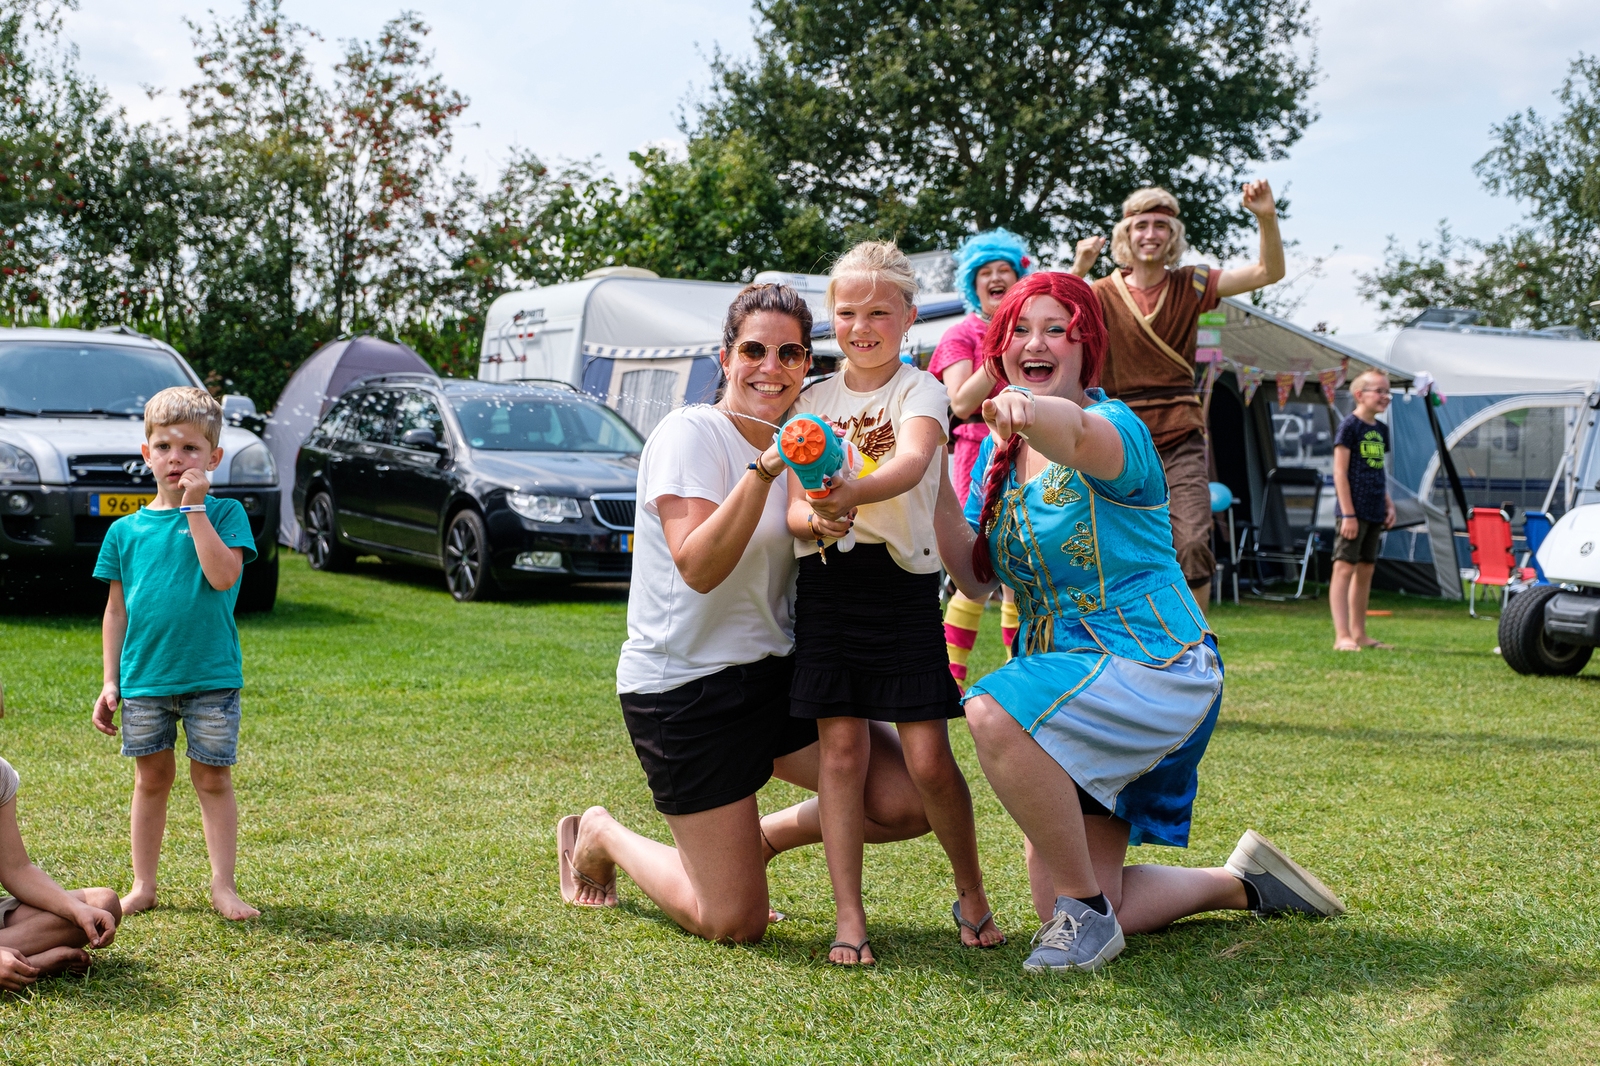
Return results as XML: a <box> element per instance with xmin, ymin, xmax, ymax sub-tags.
<box><xmin>1225</xmin><ymin>829</ymin><xmax>1346</xmax><ymax>917</ymax></box>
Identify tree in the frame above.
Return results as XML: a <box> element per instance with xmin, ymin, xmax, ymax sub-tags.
<box><xmin>700</xmin><ymin>0</ymin><xmax>1318</xmax><ymax>258</ymax></box>
<box><xmin>1359</xmin><ymin>55</ymin><xmax>1600</xmax><ymax>335</ymax></box>
<box><xmin>179</xmin><ymin>0</ymin><xmax>330</xmax><ymax>400</ymax></box>
<box><xmin>320</xmin><ymin>14</ymin><xmax>467</xmax><ymax>336</ymax></box>
<box><xmin>0</xmin><ymin>0</ymin><xmax>108</xmax><ymax>321</ymax></box>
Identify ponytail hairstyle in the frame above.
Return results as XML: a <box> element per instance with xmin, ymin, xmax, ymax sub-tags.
<box><xmin>970</xmin><ymin>271</ymin><xmax>1109</xmax><ymax>583</ymax></box>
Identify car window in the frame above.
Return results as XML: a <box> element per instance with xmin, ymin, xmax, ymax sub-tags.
<box><xmin>450</xmin><ymin>394</ymin><xmax>643</xmax><ymax>453</ymax></box>
<box><xmin>350</xmin><ymin>390</ymin><xmax>397</xmax><ymax>444</ymax></box>
<box><xmin>317</xmin><ymin>398</ymin><xmax>356</xmax><ymax>441</ymax></box>
<box><xmin>0</xmin><ymin>341</ymin><xmax>193</xmax><ymax>415</ymax></box>
<box><xmin>393</xmin><ymin>390</ymin><xmax>447</xmax><ymax>446</ymax></box>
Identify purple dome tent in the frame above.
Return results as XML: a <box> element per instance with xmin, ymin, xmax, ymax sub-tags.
<box><xmin>263</xmin><ymin>336</ymin><xmax>434</xmax><ymax>547</ymax></box>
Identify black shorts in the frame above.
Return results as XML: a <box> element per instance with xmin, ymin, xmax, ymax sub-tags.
<box><xmin>791</xmin><ymin>542</ymin><xmax>964</xmax><ymax>722</ymax></box>
<box><xmin>1333</xmin><ymin>518</ymin><xmax>1383</xmax><ymax>565</ymax></box>
<box><xmin>619</xmin><ymin>654</ymin><xmax>818</xmax><ymax>816</ymax></box>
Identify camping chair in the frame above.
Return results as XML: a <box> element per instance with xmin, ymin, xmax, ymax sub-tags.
<box><xmin>1238</xmin><ymin>466</ymin><xmax>1323</xmax><ymax>601</ymax></box>
<box><xmin>1520</xmin><ymin>511</ymin><xmax>1554</xmax><ymax>585</ymax></box>
<box><xmin>1464</xmin><ymin>507</ymin><xmax>1538</xmax><ymax>618</ymax></box>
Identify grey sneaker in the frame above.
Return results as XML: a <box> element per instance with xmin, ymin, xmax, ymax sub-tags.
<box><xmin>1022</xmin><ymin>896</ymin><xmax>1125</xmax><ymax>973</ymax></box>
<box><xmin>1225</xmin><ymin>829</ymin><xmax>1346</xmax><ymax>917</ymax></box>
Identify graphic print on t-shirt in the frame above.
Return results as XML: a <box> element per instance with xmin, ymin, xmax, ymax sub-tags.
<box><xmin>822</xmin><ymin>406</ymin><xmax>895</xmax><ymax>475</ymax></box>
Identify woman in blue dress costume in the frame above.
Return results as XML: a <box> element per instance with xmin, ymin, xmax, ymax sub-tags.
<box><xmin>933</xmin><ymin>271</ymin><xmax>1345</xmax><ymax>974</ymax></box>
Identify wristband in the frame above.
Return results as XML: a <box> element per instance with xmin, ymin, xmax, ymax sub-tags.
<box><xmin>178</xmin><ymin>504</ymin><xmax>206</xmax><ymax>513</ymax></box>
<box><xmin>748</xmin><ymin>460</ymin><xmax>778</xmax><ymax>484</ymax></box>
<box><xmin>1002</xmin><ymin>385</ymin><xmax>1033</xmax><ymax>397</ymax></box>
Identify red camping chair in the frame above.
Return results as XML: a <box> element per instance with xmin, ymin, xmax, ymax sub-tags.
<box><xmin>1464</xmin><ymin>508</ymin><xmax>1538</xmax><ymax>618</ymax></box>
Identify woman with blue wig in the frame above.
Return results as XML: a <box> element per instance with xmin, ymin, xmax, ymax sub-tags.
<box><xmin>929</xmin><ymin>229</ymin><xmax>1031</xmax><ymax>688</ymax></box>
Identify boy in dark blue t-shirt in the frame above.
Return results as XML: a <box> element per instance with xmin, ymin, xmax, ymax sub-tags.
<box><xmin>92</xmin><ymin>387</ymin><xmax>260</xmax><ymax>921</ymax></box>
<box><xmin>1330</xmin><ymin>370</ymin><xmax>1395</xmax><ymax>651</ymax></box>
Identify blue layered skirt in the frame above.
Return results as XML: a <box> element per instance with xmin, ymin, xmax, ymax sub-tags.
<box><xmin>965</xmin><ymin>635</ymin><xmax>1222</xmax><ymax>847</ymax></box>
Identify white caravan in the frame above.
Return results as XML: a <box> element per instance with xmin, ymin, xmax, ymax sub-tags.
<box><xmin>478</xmin><ymin>273</ymin><xmax>744</xmax><ymax>438</ymax></box>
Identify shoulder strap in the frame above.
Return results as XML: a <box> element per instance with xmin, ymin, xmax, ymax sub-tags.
<box><xmin>1109</xmin><ymin>269</ymin><xmax>1193</xmax><ymax>375</ymax></box>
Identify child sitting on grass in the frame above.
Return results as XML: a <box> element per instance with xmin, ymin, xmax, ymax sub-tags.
<box><xmin>0</xmin><ymin>756</ymin><xmax>120</xmax><ymax>991</ymax></box>
<box><xmin>91</xmin><ymin>386</ymin><xmax>260</xmax><ymax>920</ymax></box>
<box><xmin>1330</xmin><ymin>370</ymin><xmax>1396</xmax><ymax>652</ymax></box>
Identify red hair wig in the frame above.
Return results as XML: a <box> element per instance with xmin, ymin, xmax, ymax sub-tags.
<box><xmin>971</xmin><ymin>271</ymin><xmax>1109</xmax><ymax>584</ymax></box>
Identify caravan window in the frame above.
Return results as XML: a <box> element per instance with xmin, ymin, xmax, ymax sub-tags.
<box><xmin>1431</xmin><ymin>405</ymin><xmax>1572</xmax><ymax>522</ymax></box>
<box><xmin>451</xmin><ymin>395</ymin><xmax>643</xmax><ymax>454</ymax></box>
<box><xmin>1269</xmin><ymin>398</ymin><xmax>1339</xmax><ymax>527</ymax></box>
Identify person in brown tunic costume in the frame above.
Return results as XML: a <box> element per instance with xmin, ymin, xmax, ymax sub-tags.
<box><xmin>1070</xmin><ymin>183</ymin><xmax>1285</xmax><ymax>607</ymax></box>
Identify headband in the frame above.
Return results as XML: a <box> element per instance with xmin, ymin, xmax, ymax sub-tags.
<box><xmin>1124</xmin><ymin>204</ymin><xmax>1178</xmax><ymax>219</ymax></box>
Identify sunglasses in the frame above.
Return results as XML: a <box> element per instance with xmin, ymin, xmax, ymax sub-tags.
<box><xmin>734</xmin><ymin>341</ymin><xmax>810</xmax><ymax>369</ymax></box>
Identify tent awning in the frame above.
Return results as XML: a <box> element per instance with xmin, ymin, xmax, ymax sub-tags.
<box><xmin>1213</xmin><ymin>298</ymin><xmax>1414</xmax><ymax>390</ymax></box>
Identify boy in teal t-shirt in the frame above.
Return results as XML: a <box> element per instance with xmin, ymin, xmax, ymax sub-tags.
<box><xmin>92</xmin><ymin>387</ymin><xmax>260</xmax><ymax>921</ymax></box>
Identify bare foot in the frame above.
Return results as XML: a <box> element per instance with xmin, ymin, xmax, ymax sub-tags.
<box><xmin>571</xmin><ymin>806</ymin><xmax>619</xmax><ymax>907</ymax></box>
<box><xmin>210</xmin><ymin>882</ymin><xmax>260</xmax><ymax>921</ymax></box>
<box><xmin>1333</xmin><ymin>640</ymin><xmax>1361</xmax><ymax>652</ymax></box>
<box><xmin>956</xmin><ymin>886</ymin><xmax>1005</xmax><ymax>948</ymax></box>
<box><xmin>120</xmin><ymin>882</ymin><xmax>157</xmax><ymax>916</ymax></box>
<box><xmin>1358</xmin><ymin>638</ymin><xmax>1395</xmax><ymax>649</ymax></box>
<box><xmin>27</xmin><ymin>946</ymin><xmax>91</xmax><ymax>978</ymax></box>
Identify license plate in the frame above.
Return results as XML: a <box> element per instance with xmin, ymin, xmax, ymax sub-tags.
<box><xmin>622</xmin><ymin>533</ymin><xmax>633</xmax><ymax>553</ymax></box>
<box><xmin>90</xmin><ymin>493</ymin><xmax>155</xmax><ymax>517</ymax></box>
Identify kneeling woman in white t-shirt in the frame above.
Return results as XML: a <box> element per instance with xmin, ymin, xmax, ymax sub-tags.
<box><xmin>557</xmin><ymin>283</ymin><xmax>931</xmax><ymax>944</ymax></box>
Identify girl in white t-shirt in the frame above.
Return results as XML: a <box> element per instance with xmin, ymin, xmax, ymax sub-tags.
<box><xmin>559</xmin><ymin>283</ymin><xmax>933</xmax><ymax>947</ymax></box>
<box><xmin>788</xmin><ymin>242</ymin><xmax>1003</xmax><ymax>965</ymax></box>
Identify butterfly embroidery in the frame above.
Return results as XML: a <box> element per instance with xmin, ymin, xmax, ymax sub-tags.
<box><xmin>1040</xmin><ymin>465</ymin><xmax>1080</xmax><ymax>506</ymax></box>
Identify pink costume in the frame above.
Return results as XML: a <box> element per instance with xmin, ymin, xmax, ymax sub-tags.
<box><xmin>928</xmin><ymin>313</ymin><xmax>1003</xmax><ymax>505</ymax></box>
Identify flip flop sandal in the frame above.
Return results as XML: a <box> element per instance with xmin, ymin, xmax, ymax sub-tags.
<box><xmin>952</xmin><ymin>901</ymin><xmax>1006</xmax><ymax>948</ymax></box>
<box><xmin>556</xmin><ymin>815</ymin><xmax>617</xmax><ymax>907</ymax></box>
<box><xmin>827</xmin><ymin>938</ymin><xmax>875</xmax><ymax>967</ymax></box>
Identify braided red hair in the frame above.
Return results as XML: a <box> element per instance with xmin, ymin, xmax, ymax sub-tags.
<box><xmin>970</xmin><ymin>272</ymin><xmax>1108</xmax><ymax>583</ymax></box>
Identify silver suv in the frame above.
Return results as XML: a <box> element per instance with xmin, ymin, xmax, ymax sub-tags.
<box><xmin>0</xmin><ymin>327</ymin><xmax>280</xmax><ymax>611</ymax></box>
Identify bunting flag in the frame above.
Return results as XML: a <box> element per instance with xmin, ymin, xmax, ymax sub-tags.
<box><xmin>1336</xmin><ymin>357</ymin><xmax>1349</xmax><ymax>390</ymax></box>
<box><xmin>1241</xmin><ymin>367</ymin><xmax>1263</xmax><ymax>404</ymax></box>
<box><xmin>1319</xmin><ymin>368</ymin><xmax>1340</xmax><ymax>405</ymax></box>
<box><xmin>1290</xmin><ymin>370</ymin><xmax>1307</xmax><ymax>396</ymax></box>
<box><xmin>1276</xmin><ymin>373</ymin><xmax>1293</xmax><ymax>407</ymax></box>
<box><xmin>1202</xmin><ymin>361</ymin><xmax>1221</xmax><ymax>393</ymax></box>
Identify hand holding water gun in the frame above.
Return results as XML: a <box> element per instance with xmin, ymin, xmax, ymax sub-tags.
<box><xmin>776</xmin><ymin>414</ymin><xmax>864</xmax><ymax>557</ymax></box>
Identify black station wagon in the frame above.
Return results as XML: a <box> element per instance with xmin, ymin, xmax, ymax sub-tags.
<box><xmin>293</xmin><ymin>375</ymin><xmax>640</xmax><ymax>600</ymax></box>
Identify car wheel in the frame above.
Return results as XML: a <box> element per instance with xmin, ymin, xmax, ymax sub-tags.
<box><xmin>444</xmin><ymin>509</ymin><xmax>496</xmax><ymax>602</ymax></box>
<box><xmin>234</xmin><ymin>555</ymin><xmax>279</xmax><ymax>614</ymax></box>
<box><xmin>305</xmin><ymin>492</ymin><xmax>356</xmax><ymax>572</ymax></box>
<box><xmin>1499</xmin><ymin>585</ymin><xmax>1594</xmax><ymax>676</ymax></box>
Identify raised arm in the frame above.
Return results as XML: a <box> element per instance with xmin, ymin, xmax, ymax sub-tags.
<box><xmin>982</xmin><ymin>391</ymin><xmax>1124</xmax><ymax>482</ymax></box>
<box><xmin>948</xmin><ymin>361</ymin><xmax>999</xmax><ymax>419</ymax></box>
<box><xmin>659</xmin><ymin>442</ymin><xmax>787</xmax><ymax>594</ymax></box>
<box><xmin>1217</xmin><ymin>180</ymin><xmax>1286</xmax><ymax>298</ymax></box>
<box><xmin>179</xmin><ymin>471</ymin><xmax>243</xmax><ymax>591</ymax></box>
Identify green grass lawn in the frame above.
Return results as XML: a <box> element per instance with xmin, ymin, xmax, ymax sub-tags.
<box><xmin>0</xmin><ymin>554</ymin><xmax>1597</xmax><ymax>1064</ymax></box>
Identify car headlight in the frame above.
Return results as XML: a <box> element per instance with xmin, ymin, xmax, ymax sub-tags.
<box><xmin>227</xmin><ymin>441</ymin><xmax>277</xmax><ymax>486</ymax></box>
<box><xmin>0</xmin><ymin>441</ymin><xmax>39</xmax><ymax>482</ymax></box>
<box><xmin>506</xmin><ymin>493</ymin><xmax>582</xmax><ymax>523</ymax></box>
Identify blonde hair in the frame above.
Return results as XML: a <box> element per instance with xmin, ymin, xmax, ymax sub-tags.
<box><xmin>144</xmin><ymin>386</ymin><xmax>223</xmax><ymax>447</ymax></box>
<box><xmin>825</xmin><ymin>240</ymin><xmax>918</xmax><ymax>311</ymax></box>
<box><xmin>1349</xmin><ymin>369</ymin><xmax>1390</xmax><ymax>395</ymax></box>
<box><xmin>1109</xmin><ymin>187</ymin><xmax>1188</xmax><ymax>269</ymax></box>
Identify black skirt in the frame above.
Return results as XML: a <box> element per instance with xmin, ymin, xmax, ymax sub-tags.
<box><xmin>791</xmin><ymin>542</ymin><xmax>964</xmax><ymax>722</ymax></box>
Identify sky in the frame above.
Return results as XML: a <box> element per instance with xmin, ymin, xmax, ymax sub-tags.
<box><xmin>58</xmin><ymin>0</ymin><xmax>1600</xmax><ymax>334</ymax></box>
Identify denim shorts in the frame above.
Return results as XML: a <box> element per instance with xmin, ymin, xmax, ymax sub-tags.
<box><xmin>120</xmin><ymin>689</ymin><xmax>242</xmax><ymax>766</ymax></box>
